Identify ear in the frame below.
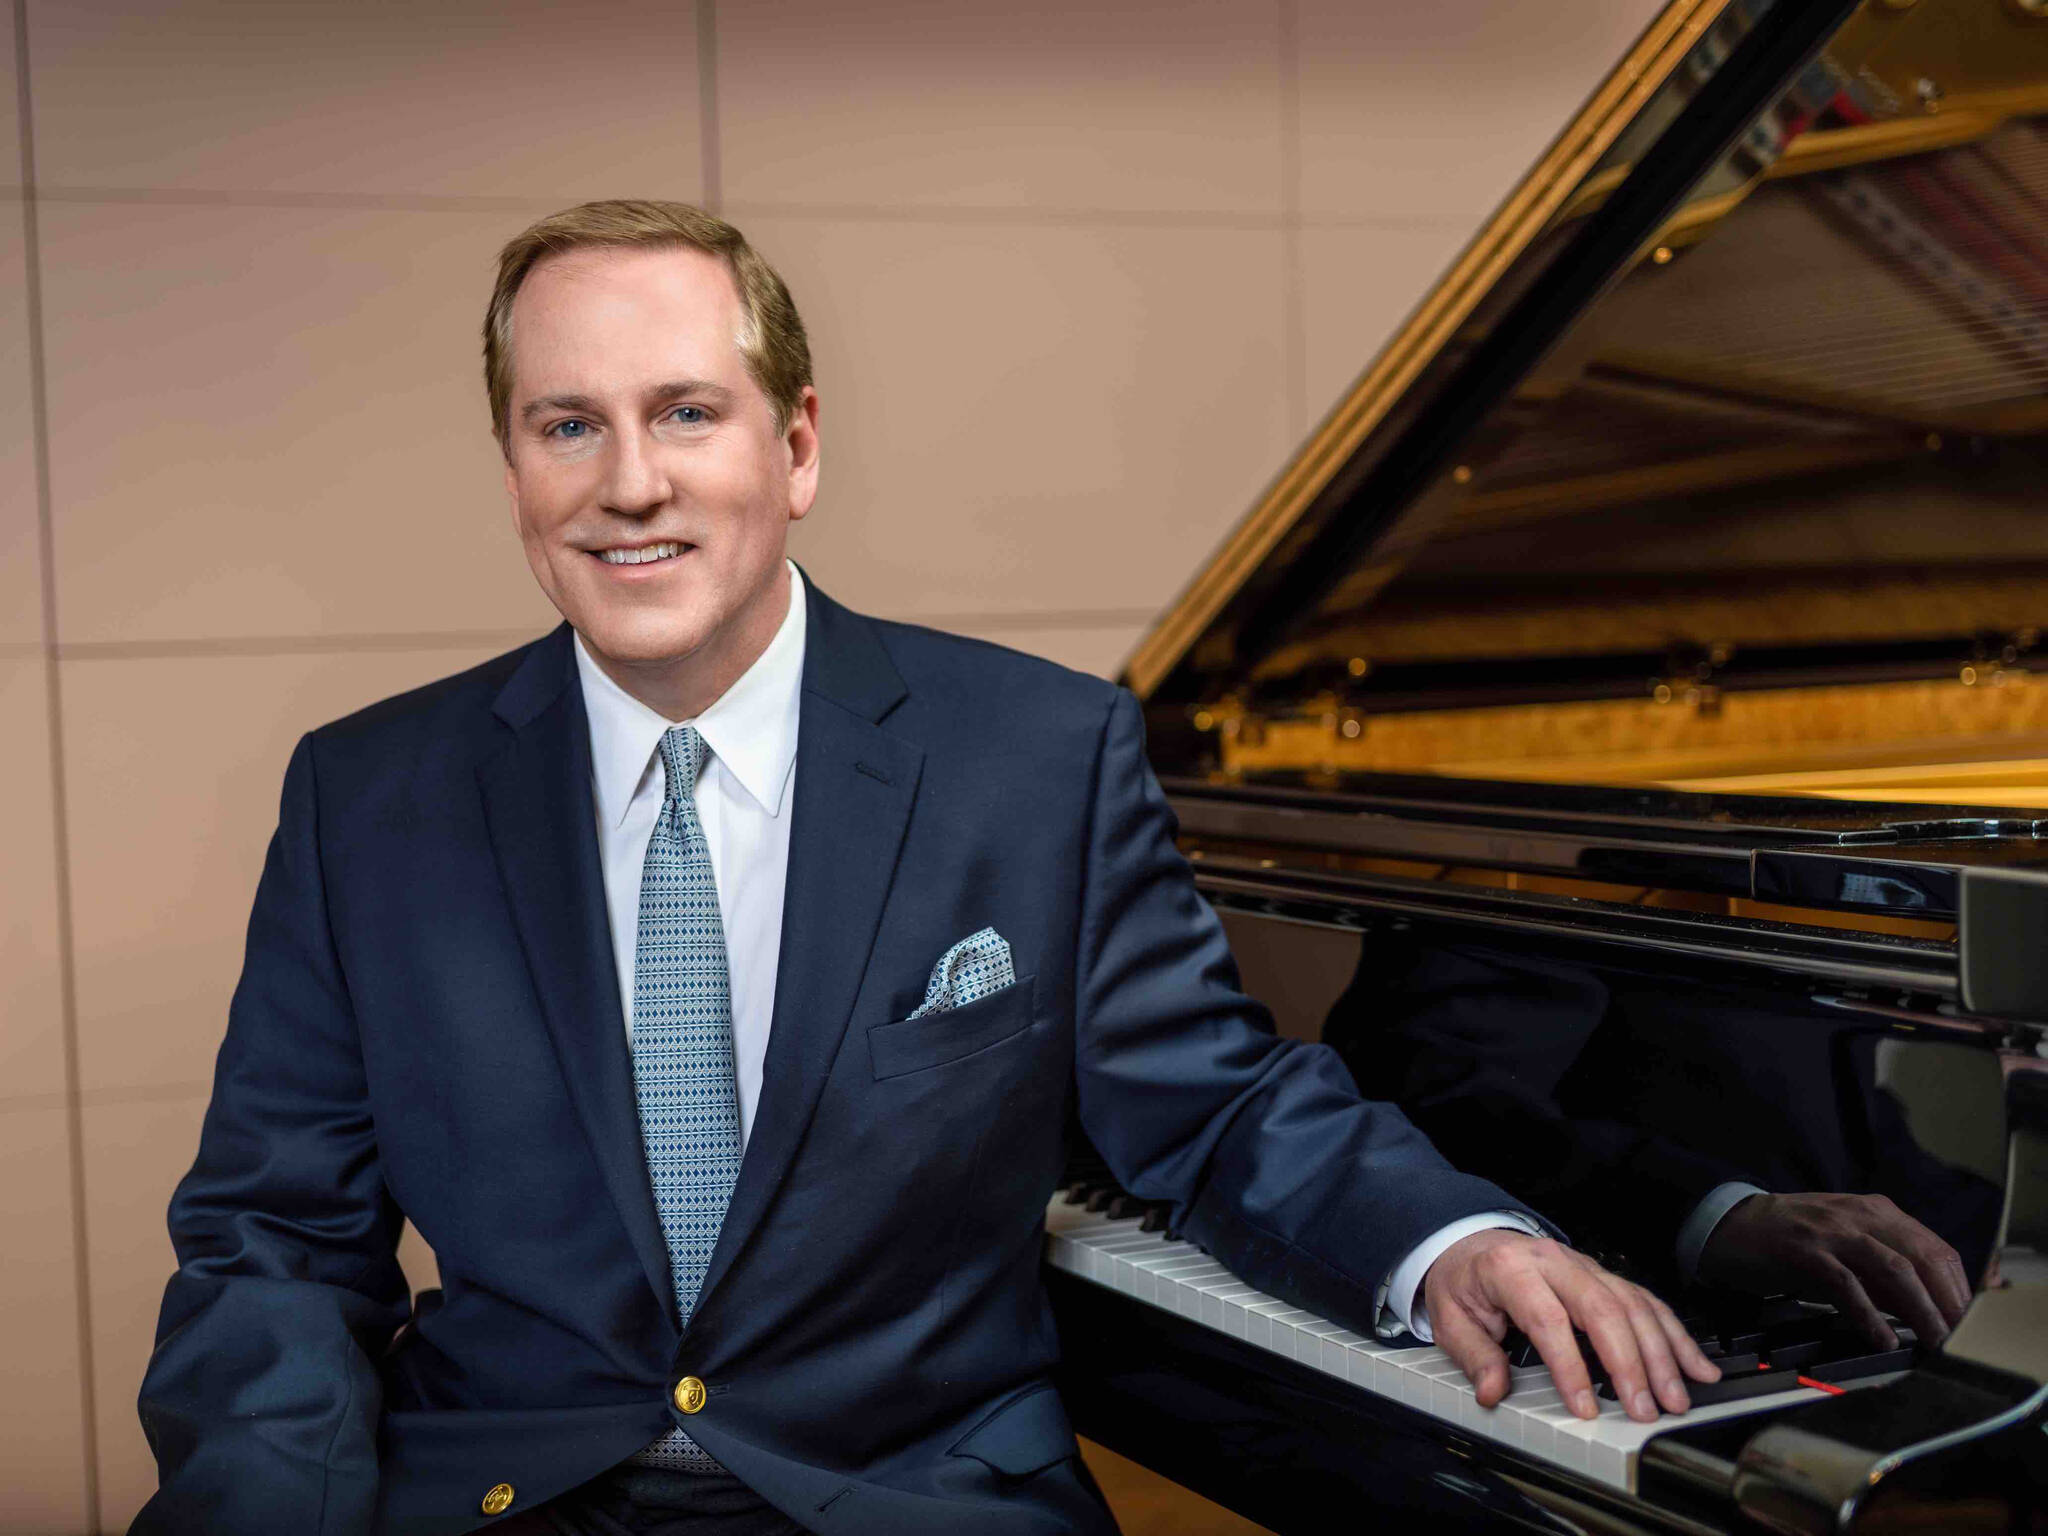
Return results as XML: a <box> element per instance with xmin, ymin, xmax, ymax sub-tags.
<box><xmin>502</xmin><ymin>453</ymin><xmax>522</xmax><ymax>533</ymax></box>
<box><xmin>785</xmin><ymin>387</ymin><xmax>821</xmax><ymax>524</ymax></box>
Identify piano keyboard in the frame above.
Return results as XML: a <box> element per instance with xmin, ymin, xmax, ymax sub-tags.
<box><xmin>1045</xmin><ymin>1196</ymin><xmax>1832</xmax><ymax>1494</ymax></box>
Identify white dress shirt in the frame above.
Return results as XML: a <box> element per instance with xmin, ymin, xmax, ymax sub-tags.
<box><xmin>575</xmin><ymin>561</ymin><xmax>806</xmax><ymax>1153</ymax></box>
<box><xmin>573</xmin><ymin>560</ymin><xmax>1535</xmax><ymax>1338</ymax></box>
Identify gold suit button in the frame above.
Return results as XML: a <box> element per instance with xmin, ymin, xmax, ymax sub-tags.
<box><xmin>481</xmin><ymin>1483</ymin><xmax>515</xmax><ymax>1516</ymax></box>
<box><xmin>673</xmin><ymin>1375</ymin><xmax>708</xmax><ymax>1414</ymax></box>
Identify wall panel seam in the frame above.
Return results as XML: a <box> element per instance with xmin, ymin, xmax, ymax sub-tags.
<box><xmin>31</xmin><ymin>181</ymin><xmax>1301</xmax><ymax>232</ymax></box>
<box><xmin>15</xmin><ymin>0</ymin><xmax>102</xmax><ymax>1527</ymax></box>
<box><xmin>76</xmin><ymin>1083</ymin><xmax>212</xmax><ymax>1111</ymax></box>
<box><xmin>26</xmin><ymin>183</ymin><xmax>1470</xmax><ymax>235</ymax></box>
<box><xmin>0</xmin><ymin>1089</ymin><xmax>70</xmax><ymax>1116</ymax></box>
<box><xmin>698</xmin><ymin>0</ymin><xmax>722</xmax><ymax>213</ymax></box>
<box><xmin>50</xmin><ymin>609</ymin><xmax>1160</xmax><ymax>662</ymax></box>
<box><xmin>1278</xmin><ymin>0</ymin><xmax>1306</xmax><ymax>442</ymax></box>
<box><xmin>30</xmin><ymin>184</ymin><xmax>590</xmax><ymax>215</ymax></box>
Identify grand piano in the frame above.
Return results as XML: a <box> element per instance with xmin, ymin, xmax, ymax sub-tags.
<box><xmin>1044</xmin><ymin>1</ymin><xmax>2048</xmax><ymax>1530</ymax></box>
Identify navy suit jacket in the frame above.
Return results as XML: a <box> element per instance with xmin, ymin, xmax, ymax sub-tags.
<box><xmin>134</xmin><ymin>581</ymin><xmax>1530</xmax><ymax>1536</ymax></box>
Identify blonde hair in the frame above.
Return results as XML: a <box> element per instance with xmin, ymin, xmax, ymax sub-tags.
<box><xmin>483</xmin><ymin>199</ymin><xmax>812</xmax><ymax>447</ymax></box>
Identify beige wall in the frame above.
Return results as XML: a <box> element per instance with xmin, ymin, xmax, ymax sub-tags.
<box><xmin>0</xmin><ymin>1</ymin><xmax>1661</xmax><ymax>1529</ymax></box>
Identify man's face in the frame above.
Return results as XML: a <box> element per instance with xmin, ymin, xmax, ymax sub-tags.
<box><xmin>502</xmin><ymin>244</ymin><xmax>818</xmax><ymax>681</ymax></box>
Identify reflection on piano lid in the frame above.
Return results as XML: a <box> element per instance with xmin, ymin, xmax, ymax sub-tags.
<box><xmin>1052</xmin><ymin>0</ymin><xmax>2048</xmax><ymax>1531</ymax></box>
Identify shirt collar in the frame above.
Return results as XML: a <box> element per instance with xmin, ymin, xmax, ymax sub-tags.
<box><xmin>573</xmin><ymin>561</ymin><xmax>806</xmax><ymax>827</ymax></box>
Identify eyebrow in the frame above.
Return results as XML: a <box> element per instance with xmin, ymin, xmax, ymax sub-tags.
<box><xmin>519</xmin><ymin>379</ymin><xmax>738</xmax><ymax>426</ymax></box>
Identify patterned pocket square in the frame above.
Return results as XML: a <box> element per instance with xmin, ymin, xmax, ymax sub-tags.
<box><xmin>909</xmin><ymin>927</ymin><xmax>1015</xmax><ymax>1018</ymax></box>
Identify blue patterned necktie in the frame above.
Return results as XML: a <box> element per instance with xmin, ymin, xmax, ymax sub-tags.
<box><xmin>628</xmin><ymin>725</ymin><xmax>742</xmax><ymax>1472</ymax></box>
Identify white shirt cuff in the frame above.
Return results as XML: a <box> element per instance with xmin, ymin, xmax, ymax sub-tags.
<box><xmin>1675</xmin><ymin>1181</ymin><xmax>1767</xmax><ymax>1279</ymax></box>
<box><xmin>1374</xmin><ymin>1211</ymin><xmax>1545</xmax><ymax>1342</ymax></box>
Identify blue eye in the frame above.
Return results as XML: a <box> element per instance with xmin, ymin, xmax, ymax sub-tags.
<box><xmin>549</xmin><ymin>419</ymin><xmax>590</xmax><ymax>440</ymax></box>
<box><xmin>668</xmin><ymin>404</ymin><xmax>707</xmax><ymax>425</ymax></box>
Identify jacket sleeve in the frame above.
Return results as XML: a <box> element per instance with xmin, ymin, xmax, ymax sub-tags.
<box><xmin>1071</xmin><ymin>688</ymin><xmax>1539</xmax><ymax>1336</ymax></box>
<box><xmin>132</xmin><ymin>733</ymin><xmax>409</xmax><ymax>1536</ymax></box>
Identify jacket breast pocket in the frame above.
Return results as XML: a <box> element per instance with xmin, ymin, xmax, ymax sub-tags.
<box><xmin>867</xmin><ymin>974</ymin><xmax>1037</xmax><ymax>1081</ymax></box>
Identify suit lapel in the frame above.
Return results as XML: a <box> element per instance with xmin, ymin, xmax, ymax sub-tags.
<box><xmin>475</xmin><ymin>627</ymin><xmax>677</xmax><ymax>1320</ymax></box>
<box><xmin>697</xmin><ymin>585</ymin><xmax>923</xmax><ymax>1306</ymax></box>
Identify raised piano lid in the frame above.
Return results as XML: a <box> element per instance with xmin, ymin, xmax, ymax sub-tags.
<box><xmin>1122</xmin><ymin>0</ymin><xmax>2048</xmax><ymax>988</ymax></box>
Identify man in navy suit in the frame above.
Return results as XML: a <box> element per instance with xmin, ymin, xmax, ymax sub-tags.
<box><xmin>134</xmin><ymin>201</ymin><xmax>1714</xmax><ymax>1536</ymax></box>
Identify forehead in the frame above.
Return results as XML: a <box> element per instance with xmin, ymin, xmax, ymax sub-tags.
<box><xmin>508</xmin><ymin>244</ymin><xmax>746</xmax><ymax>393</ymax></box>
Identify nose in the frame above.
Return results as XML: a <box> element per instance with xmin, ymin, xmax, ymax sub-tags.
<box><xmin>598</xmin><ymin>426</ymin><xmax>672</xmax><ymax>518</ymax></box>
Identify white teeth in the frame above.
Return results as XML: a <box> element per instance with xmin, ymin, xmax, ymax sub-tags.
<box><xmin>598</xmin><ymin>542</ymin><xmax>682</xmax><ymax>566</ymax></box>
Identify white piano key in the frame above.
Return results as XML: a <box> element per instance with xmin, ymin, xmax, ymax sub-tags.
<box><xmin>1069</xmin><ymin>1219</ymin><xmax>1142</xmax><ymax>1246</ymax></box>
<box><xmin>1129</xmin><ymin>1244</ymin><xmax>1201</xmax><ymax>1275</ymax></box>
<box><xmin>1172</xmin><ymin>1268</ymin><xmax>1231</xmax><ymax>1319</ymax></box>
<box><xmin>1088</xmin><ymin>1234</ymin><xmax>1159</xmax><ymax>1269</ymax></box>
<box><xmin>1433</xmin><ymin>1372</ymin><xmax>1477</xmax><ymax>1423</ymax></box>
<box><xmin>1373</xmin><ymin>1347</ymin><xmax>1439</xmax><ymax>1400</ymax></box>
<box><xmin>1402</xmin><ymin>1361</ymin><xmax>1442</xmax><ymax>1411</ymax></box>
<box><xmin>1071</xmin><ymin>1232</ymin><xmax>1129</xmax><ymax>1281</ymax></box>
<box><xmin>1410</xmin><ymin>1353</ymin><xmax>1473</xmax><ymax>1419</ymax></box>
<box><xmin>1550</xmin><ymin>1397</ymin><xmax>1631</xmax><ymax>1478</ymax></box>
<box><xmin>1321</xmin><ymin>1329</ymin><xmax>1368</xmax><ymax>1377</ymax></box>
<box><xmin>1211</xmin><ymin>1284</ymin><xmax>1260</xmax><ymax>1339</ymax></box>
<box><xmin>1194</xmin><ymin>1275</ymin><xmax>1245</xmax><ymax>1330</ymax></box>
<box><xmin>1043</xmin><ymin>1203</ymin><xmax>1096</xmax><ymax>1237</ymax></box>
<box><xmin>1041</xmin><ymin>1197</ymin><xmax>1845</xmax><ymax>1495</ymax></box>
<box><xmin>1306</xmin><ymin>1325</ymin><xmax>1352</xmax><ymax>1377</ymax></box>
<box><xmin>1117</xmin><ymin>1253</ymin><xmax>1165</xmax><ymax>1302</ymax></box>
<box><xmin>1528</xmin><ymin>1401</ymin><xmax>1592</xmax><ymax>1476</ymax></box>
<box><xmin>1502</xmin><ymin>1377</ymin><xmax>1565</xmax><ymax>1466</ymax></box>
<box><xmin>1345</xmin><ymin>1339</ymin><xmax>1399</xmax><ymax>1388</ymax></box>
<box><xmin>1128</xmin><ymin>1246</ymin><xmax>1202</xmax><ymax>1302</ymax></box>
<box><xmin>1264</xmin><ymin>1308</ymin><xmax>1317</xmax><ymax>1361</ymax></box>
<box><xmin>1466</xmin><ymin>1390</ymin><xmax>1524</xmax><ymax>1446</ymax></box>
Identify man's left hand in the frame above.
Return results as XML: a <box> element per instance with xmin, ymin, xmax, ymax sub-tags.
<box><xmin>1423</xmin><ymin>1230</ymin><xmax>1719</xmax><ymax>1424</ymax></box>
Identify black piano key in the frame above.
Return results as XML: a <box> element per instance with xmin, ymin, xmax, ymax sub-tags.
<box><xmin>1061</xmin><ymin>1185</ymin><xmax>1092</xmax><ymax>1205</ymax></box>
<box><xmin>1106</xmin><ymin>1194</ymin><xmax>1145</xmax><ymax>1219</ymax></box>
<box><xmin>1808</xmin><ymin>1347</ymin><xmax>1915</xmax><ymax>1384</ymax></box>
<box><xmin>1138</xmin><ymin>1206</ymin><xmax>1170</xmax><ymax>1232</ymax></box>
<box><xmin>1671</xmin><ymin>1370</ymin><xmax>1804</xmax><ymax>1408</ymax></box>
<box><xmin>1086</xmin><ymin>1188</ymin><xmax>1117</xmax><ymax>1212</ymax></box>
<box><xmin>1765</xmin><ymin>1339</ymin><xmax>1824</xmax><ymax>1371</ymax></box>
<box><xmin>1598</xmin><ymin>1358</ymin><xmax>1778</xmax><ymax>1405</ymax></box>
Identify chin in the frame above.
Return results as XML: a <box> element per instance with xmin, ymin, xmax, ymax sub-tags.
<box><xmin>574</xmin><ymin>610</ymin><xmax>718</xmax><ymax>670</ymax></box>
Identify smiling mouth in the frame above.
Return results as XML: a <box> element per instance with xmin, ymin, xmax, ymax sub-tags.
<box><xmin>593</xmin><ymin>541</ymin><xmax>689</xmax><ymax>566</ymax></box>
